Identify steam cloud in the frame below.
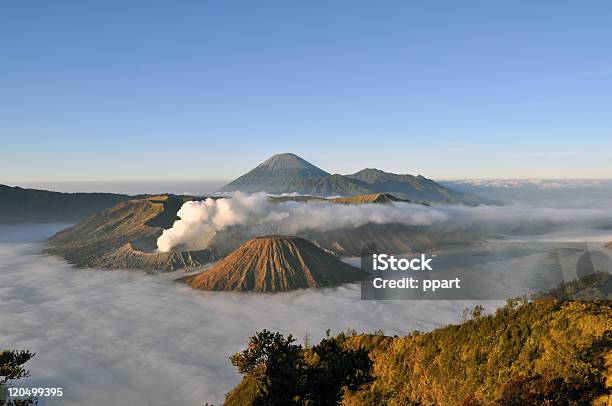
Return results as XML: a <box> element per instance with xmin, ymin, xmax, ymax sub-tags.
<box><xmin>157</xmin><ymin>193</ymin><xmax>612</xmax><ymax>252</ymax></box>
<box><xmin>157</xmin><ymin>193</ymin><xmax>448</xmax><ymax>252</ymax></box>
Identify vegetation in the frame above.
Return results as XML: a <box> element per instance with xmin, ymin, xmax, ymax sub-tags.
<box><xmin>224</xmin><ymin>300</ymin><xmax>612</xmax><ymax>405</ymax></box>
<box><xmin>0</xmin><ymin>350</ymin><xmax>36</xmax><ymax>406</ymax></box>
<box><xmin>225</xmin><ymin>329</ymin><xmax>373</xmax><ymax>405</ymax></box>
<box><xmin>534</xmin><ymin>271</ymin><xmax>611</xmax><ymax>301</ymax></box>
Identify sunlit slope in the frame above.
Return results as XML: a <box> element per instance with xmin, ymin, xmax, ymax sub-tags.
<box><xmin>180</xmin><ymin>235</ymin><xmax>365</xmax><ymax>292</ymax></box>
<box><xmin>330</xmin><ymin>193</ymin><xmax>409</xmax><ymax>204</ymax></box>
<box><xmin>225</xmin><ymin>300</ymin><xmax>612</xmax><ymax>405</ymax></box>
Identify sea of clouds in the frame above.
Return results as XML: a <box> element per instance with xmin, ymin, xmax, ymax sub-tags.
<box><xmin>0</xmin><ymin>225</ymin><xmax>496</xmax><ymax>406</ymax></box>
<box><xmin>3</xmin><ymin>196</ymin><xmax>612</xmax><ymax>405</ymax></box>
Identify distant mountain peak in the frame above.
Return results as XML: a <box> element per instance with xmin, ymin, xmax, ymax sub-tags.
<box><xmin>217</xmin><ymin>153</ymin><xmax>330</xmax><ymax>194</ymax></box>
<box><xmin>217</xmin><ymin>153</ymin><xmax>484</xmax><ymax>204</ymax></box>
<box><xmin>258</xmin><ymin>153</ymin><xmax>327</xmax><ymax>173</ymax></box>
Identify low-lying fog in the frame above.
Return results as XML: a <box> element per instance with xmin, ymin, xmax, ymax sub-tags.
<box><xmin>0</xmin><ymin>225</ymin><xmax>499</xmax><ymax>406</ymax></box>
<box><xmin>2</xmin><ymin>193</ymin><xmax>612</xmax><ymax>405</ymax></box>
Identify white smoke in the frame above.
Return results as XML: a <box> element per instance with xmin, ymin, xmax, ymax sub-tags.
<box><xmin>156</xmin><ymin>192</ymin><xmax>448</xmax><ymax>252</ymax></box>
<box><xmin>157</xmin><ymin>193</ymin><xmax>612</xmax><ymax>253</ymax></box>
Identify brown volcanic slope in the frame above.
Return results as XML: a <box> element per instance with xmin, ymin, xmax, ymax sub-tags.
<box><xmin>268</xmin><ymin>193</ymin><xmax>411</xmax><ymax>205</ymax></box>
<box><xmin>330</xmin><ymin>193</ymin><xmax>410</xmax><ymax>205</ymax></box>
<box><xmin>181</xmin><ymin>236</ymin><xmax>364</xmax><ymax>292</ymax></box>
<box><xmin>48</xmin><ymin>195</ymin><xmax>214</xmax><ymax>271</ymax></box>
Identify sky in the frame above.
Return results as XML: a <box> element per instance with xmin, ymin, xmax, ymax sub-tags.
<box><xmin>1</xmin><ymin>1</ymin><xmax>612</xmax><ymax>185</ymax></box>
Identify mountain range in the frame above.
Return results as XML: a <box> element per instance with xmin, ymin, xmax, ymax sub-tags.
<box><xmin>1</xmin><ymin>153</ymin><xmax>487</xmax><ymax>225</ymax></box>
<box><xmin>218</xmin><ymin>153</ymin><xmax>485</xmax><ymax>204</ymax></box>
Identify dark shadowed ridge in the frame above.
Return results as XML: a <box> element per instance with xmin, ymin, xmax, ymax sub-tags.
<box><xmin>344</xmin><ymin>168</ymin><xmax>485</xmax><ymax>204</ymax></box>
<box><xmin>180</xmin><ymin>235</ymin><xmax>364</xmax><ymax>292</ymax></box>
<box><xmin>0</xmin><ymin>184</ymin><xmax>133</xmax><ymax>224</ymax></box>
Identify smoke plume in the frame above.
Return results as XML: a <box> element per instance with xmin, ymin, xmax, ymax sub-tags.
<box><xmin>157</xmin><ymin>193</ymin><xmax>612</xmax><ymax>253</ymax></box>
<box><xmin>156</xmin><ymin>193</ymin><xmax>448</xmax><ymax>252</ymax></box>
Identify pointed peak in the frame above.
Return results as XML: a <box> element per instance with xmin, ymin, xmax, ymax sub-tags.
<box><xmin>181</xmin><ymin>235</ymin><xmax>363</xmax><ymax>292</ymax></box>
<box><xmin>259</xmin><ymin>153</ymin><xmax>323</xmax><ymax>171</ymax></box>
<box><xmin>269</xmin><ymin>152</ymin><xmax>300</xmax><ymax>159</ymax></box>
<box><xmin>217</xmin><ymin>153</ymin><xmax>330</xmax><ymax>193</ymax></box>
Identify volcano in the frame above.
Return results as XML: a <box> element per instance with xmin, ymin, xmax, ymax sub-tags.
<box><xmin>47</xmin><ymin>195</ymin><xmax>215</xmax><ymax>271</ymax></box>
<box><xmin>217</xmin><ymin>153</ymin><xmax>485</xmax><ymax>204</ymax></box>
<box><xmin>217</xmin><ymin>153</ymin><xmax>330</xmax><ymax>194</ymax></box>
<box><xmin>180</xmin><ymin>235</ymin><xmax>364</xmax><ymax>292</ymax></box>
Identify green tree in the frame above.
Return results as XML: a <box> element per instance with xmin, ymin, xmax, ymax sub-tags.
<box><xmin>229</xmin><ymin>330</ymin><xmax>373</xmax><ymax>405</ymax></box>
<box><xmin>303</xmin><ymin>332</ymin><xmax>311</xmax><ymax>350</ymax></box>
<box><xmin>498</xmin><ymin>373</ymin><xmax>607</xmax><ymax>406</ymax></box>
<box><xmin>0</xmin><ymin>350</ymin><xmax>36</xmax><ymax>406</ymax></box>
<box><xmin>304</xmin><ymin>336</ymin><xmax>373</xmax><ymax>405</ymax></box>
<box><xmin>230</xmin><ymin>330</ymin><xmax>304</xmax><ymax>405</ymax></box>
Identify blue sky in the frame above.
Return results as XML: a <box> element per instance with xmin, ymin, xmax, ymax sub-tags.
<box><xmin>1</xmin><ymin>1</ymin><xmax>611</xmax><ymax>184</ymax></box>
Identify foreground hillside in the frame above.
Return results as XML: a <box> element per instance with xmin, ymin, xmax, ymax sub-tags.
<box><xmin>224</xmin><ymin>300</ymin><xmax>612</xmax><ymax>405</ymax></box>
<box><xmin>0</xmin><ymin>184</ymin><xmax>131</xmax><ymax>224</ymax></box>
